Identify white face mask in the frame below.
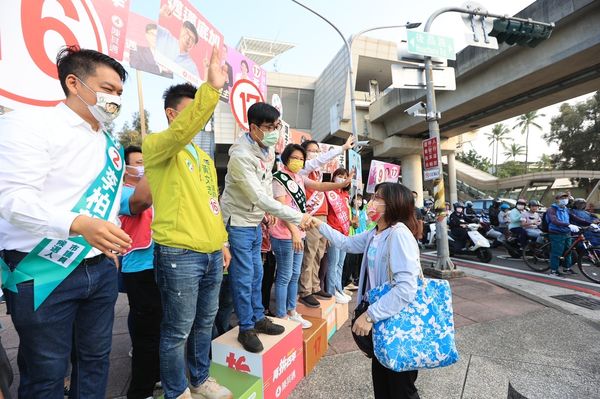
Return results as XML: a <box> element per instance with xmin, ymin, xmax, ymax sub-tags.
<box><xmin>517</xmin><ymin>204</ymin><xmax>525</xmax><ymax>210</ymax></box>
<box><xmin>306</xmin><ymin>151</ymin><xmax>318</xmax><ymax>160</ymax></box>
<box><xmin>335</xmin><ymin>177</ymin><xmax>346</xmax><ymax>184</ymax></box>
<box><xmin>77</xmin><ymin>77</ymin><xmax>121</xmax><ymax>124</ymax></box>
<box><xmin>126</xmin><ymin>165</ymin><xmax>144</xmax><ymax>178</ymax></box>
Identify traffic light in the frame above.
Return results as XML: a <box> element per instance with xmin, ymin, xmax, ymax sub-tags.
<box><xmin>489</xmin><ymin>19</ymin><xmax>553</xmax><ymax>48</ymax></box>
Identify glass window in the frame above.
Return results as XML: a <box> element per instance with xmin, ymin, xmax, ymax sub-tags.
<box><xmin>281</xmin><ymin>88</ymin><xmax>299</xmax><ymax>127</ymax></box>
<box><xmin>297</xmin><ymin>89</ymin><xmax>314</xmax><ymax>129</ymax></box>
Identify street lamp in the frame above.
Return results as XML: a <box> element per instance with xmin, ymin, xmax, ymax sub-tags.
<box><xmin>291</xmin><ymin>0</ymin><xmax>419</xmax><ymax>139</ymax></box>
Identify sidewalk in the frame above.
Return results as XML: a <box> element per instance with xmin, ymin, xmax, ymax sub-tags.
<box><xmin>1</xmin><ymin>270</ymin><xmax>599</xmax><ymax>398</ymax></box>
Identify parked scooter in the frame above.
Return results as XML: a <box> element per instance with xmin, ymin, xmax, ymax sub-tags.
<box><xmin>449</xmin><ymin>223</ymin><xmax>493</xmax><ymax>262</ymax></box>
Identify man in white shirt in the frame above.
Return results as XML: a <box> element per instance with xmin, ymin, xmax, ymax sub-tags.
<box><xmin>0</xmin><ymin>46</ymin><xmax>131</xmax><ymax>398</ymax></box>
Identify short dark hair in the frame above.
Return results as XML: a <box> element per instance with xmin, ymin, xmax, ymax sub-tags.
<box><xmin>182</xmin><ymin>21</ymin><xmax>199</xmax><ymax>44</ymax></box>
<box><xmin>240</xmin><ymin>60</ymin><xmax>249</xmax><ymax>70</ymax></box>
<box><xmin>281</xmin><ymin>144</ymin><xmax>306</xmax><ymax>167</ymax></box>
<box><xmin>163</xmin><ymin>83</ymin><xmax>197</xmax><ymax>110</ymax></box>
<box><xmin>248</xmin><ymin>102</ymin><xmax>280</xmax><ymax>128</ymax></box>
<box><xmin>374</xmin><ymin>183</ymin><xmax>418</xmax><ymax>236</ymax></box>
<box><xmin>301</xmin><ymin>140</ymin><xmax>319</xmax><ymax>151</ymax></box>
<box><xmin>331</xmin><ymin>168</ymin><xmax>348</xmax><ymax>182</ymax></box>
<box><xmin>124</xmin><ymin>145</ymin><xmax>142</xmax><ymax>165</ymax></box>
<box><xmin>56</xmin><ymin>45</ymin><xmax>127</xmax><ymax>96</ymax></box>
<box><xmin>145</xmin><ymin>23</ymin><xmax>157</xmax><ymax>32</ymax></box>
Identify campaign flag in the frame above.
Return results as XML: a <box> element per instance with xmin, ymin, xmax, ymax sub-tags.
<box><xmin>220</xmin><ymin>46</ymin><xmax>267</xmax><ymax>103</ymax></box>
<box><xmin>348</xmin><ymin>149</ymin><xmax>363</xmax><ymax>198</ymax></box>
<box><xmin>124</xmin><ymin>12</ymin><xmax>173</xmax><ymax>78</ymax></box>
<box><xmin>366</xmin><ymin>160</ymin><xmax>401</xmax><ymax>193</ymax></box>
<box><xmin>319</xmin><ymin>143</ymin><xmax>346</xmax><ymax>175</ymax></box>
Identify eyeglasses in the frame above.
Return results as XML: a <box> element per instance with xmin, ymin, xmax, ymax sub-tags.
<box><xmin>259</xmin><ymin>122</ymin><xmax>283</xmax><ymax>132</ymax></box>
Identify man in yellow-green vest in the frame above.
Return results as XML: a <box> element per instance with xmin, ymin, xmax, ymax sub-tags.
<box><xmin>143</xmin><ymin>47</ymin><xmax>232</xmax><ymax>399</ymax></box>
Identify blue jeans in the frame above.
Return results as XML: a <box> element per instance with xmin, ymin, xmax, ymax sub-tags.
<box><xmin>227</xmin><ymin>225</ymin><xmax>265</xmax><ymax>331</ymax></box>
<box><xmin>4</xmin><ymin>252</ymin><xmax>117</xmax><ymax>399</ymax></box>
<box><xmin>548</xmin><ymin>233</ymin><xmax>572</xmax><ymax>271</ymax></box>
<box><xmin>271</xmin><ymin>237</ymin><xmax>304</xmax><ymax>318</ymax></box>
<box><xmin>155</xmin><ymin>244</ymin><xmax>223</xmax><ymax>399</ymax></box>
<box><xmin>326</xmin><ymin>245</ymin><xmax>347</xmax><ymax>295</ymax></box>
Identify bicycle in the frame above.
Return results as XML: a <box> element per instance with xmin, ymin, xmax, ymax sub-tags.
<box><xmin>522</xmin><ymin>227</ymin><xmax>600</xmax><ymax>283</ymax></box>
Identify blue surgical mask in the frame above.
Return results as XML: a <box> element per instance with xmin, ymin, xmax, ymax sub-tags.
<box><xmin>558</xmin><ymin>198</ymin><xmax>569</xmax><ymax>206</ymax></box>
<box><xmin>258</xmin><ymin>127</ymin><xmax>280</xmax><ymax>147</ymax></box>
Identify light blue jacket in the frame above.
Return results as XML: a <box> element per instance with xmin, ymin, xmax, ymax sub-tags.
<box><xmin>319</xmin><ymin>222</ymin><xmax>420</xmax><ymax>323</ymax></box>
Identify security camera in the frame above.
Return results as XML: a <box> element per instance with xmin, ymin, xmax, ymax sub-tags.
<box><xmin>405</xmin><ymin>101</ymin><xmax>427</xmax><ymax>117</ymax></box>
<box><xmin>355</xmin><ymin>140</ymin><xmax>370</xmax><ymax>147</ymax></box>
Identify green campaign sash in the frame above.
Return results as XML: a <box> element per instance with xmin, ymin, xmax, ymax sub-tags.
<box><xmin>0</xmin><ymin>132</ymin><xmax>124</xmax><ymax>310</ymax></box>
<box><xmin>273</xmin><ymin>171</ymin><xmax>306</xmax><ymax>213</ymax></box>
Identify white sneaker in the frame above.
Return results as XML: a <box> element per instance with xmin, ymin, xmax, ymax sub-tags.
<box><xmin>288</xmin><ymin>310</ymin><xmax>312</xmax><ymax>329</ymax></box>
<box><xmin>176</xmin><ymin>388</ymin><xmax>192</xmax><ymax>399</ymax></box>
<box><xmin>334</xmin><ymin>291</ymin><xmax>350</xmax><ymax>304</ymax></box>
<box><xmin>342</xmin><ymin>289</ymin><xmax>353</xmax><ymax>299</ymax></box>
<box><xmin>338</xmin><ymin>290</ymin><xmax>352</xmax><ymax>301</ymax></box>
<box><xmin>190</xmin><ymin>377</ymin><xmax>233</xmax><ymax>399</ymax></box>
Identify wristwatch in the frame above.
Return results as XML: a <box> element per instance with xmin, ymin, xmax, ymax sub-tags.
<box><xmin>365</xmin><ymin>315</ymin><xmax>373</xmax><ymax>323</ymax></box>
<box><xmin>223</xmin><ymin>242</ymin><xmax>230</xmax><ymax>249</ymax></box>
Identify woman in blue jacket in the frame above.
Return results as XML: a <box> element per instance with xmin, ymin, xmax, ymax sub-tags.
<box><xmin>312</xmin><ymin>183</ymin><xmax>421</xmax><ymax>399</ymax></box>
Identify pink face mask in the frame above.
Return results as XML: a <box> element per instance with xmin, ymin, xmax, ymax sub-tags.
<box><xmin>367</xmin><ymin>200</ymin><xmax>385</xmax><ymax>222</ymax></box>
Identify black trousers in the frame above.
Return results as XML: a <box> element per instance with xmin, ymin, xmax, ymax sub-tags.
<box><xmin>122</xmin><ymin>269</ymin><xmax>162</xmax><ymax>399</ymax></box>
<box><xmin>342</xmin><ymin>253</ymin><xmax>363</xmax><ymax>286</ymax></box>
<box><xmin>0</xmin><ymin>335</ymin><xmax>13</xmax><ymax>399</ymax></box>
<box><xmin>372</xmin><ymin>358</ymin><xmax>420</xmax><ymax>399</ymax></box>
<box><xmin>261</xmin><ymin>251</ymin><xmax>276</xmax><ymax>312</ymax></box>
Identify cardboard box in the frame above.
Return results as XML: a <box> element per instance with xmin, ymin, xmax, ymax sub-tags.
<box><xmin>296</xmin><ymin>296</ymin><xmax>335</xmax><ymax>319</ymax></box>
<box><xmin>212</xmin><ymin>318</ymin><xmax>304</xmax><ymax>399</ymax></box>
<box><xmin>301</xmin><ymin>316</ymin><xmax>327</xmax><ymax>376</ymax></box>
<box><xmin>326</xmin><ymin>307</ymin><xmax>337</xmax><ymax>340</ymax></box>
<box><xmin>335</xmin><ymin>302</ymin><xmax>349</xmax><ymax>330</ymax></box>
<box><xmin>210</xmin><ymin>362</ymin><xmax>263</xmax><ymax>399</ymax></box>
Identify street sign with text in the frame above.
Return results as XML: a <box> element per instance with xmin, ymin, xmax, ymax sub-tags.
<box><xmin>391</xmin><ymin>64</ymin><xmax>456</xmax><ymax>91</ymax></box>
<box><xmin>423</xmin><ymin>137</ymin><xmax>441</xmax><ymax>181</ymax></box>
<box><xmin>407</xmin><ymin>31</ymin><xmax>456</xmax><ymax>60</ymax></box>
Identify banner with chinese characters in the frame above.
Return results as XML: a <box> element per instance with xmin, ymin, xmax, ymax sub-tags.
<box><xmin>348</xmin><ymin>149</ymin><xmax>363</xmax><ymax>198</ymax></box>
<box><xmin>124</xmin><ymin>12</ymin><xmax>173</xmax><ymax>78</ymax></box>
<box><xmin>220</xmin><ymin>45</ymin><xmax>267</xmax><ymax>103</ymax></box>
<box><xmin>422</xmin><ymin>137</ymin><xmax>440</xmax><ymax>181</ymax></box>
<box><xmin>0</xmin><ymin>0</ymin><xmax>131</xmax><ymax>109</ymax></box>
<box><xmin>319</xmin><ymin>144</ymin><xmax>346</xmax><ymax>175</ymax></box>
<box><xmin>155</xmin><ymin>0</ymin><xmax>223</xmax><ymax>86</ymax></box>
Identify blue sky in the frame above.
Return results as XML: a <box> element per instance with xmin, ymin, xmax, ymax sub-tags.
<box><xmin>120</xmin><ymin>0</ymin><xmax>590</xmax><ymax>162</ymax></box>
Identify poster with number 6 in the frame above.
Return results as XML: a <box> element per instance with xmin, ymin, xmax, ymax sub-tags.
<box><xmin>366</xmin><ymin>160</ymin><xmax>401</xmax><ymax>193</ymax></box>
<box><xmin>0</xmin><ymin>0</ymin><xmax>131</xmax><ymax>109</ymax></box>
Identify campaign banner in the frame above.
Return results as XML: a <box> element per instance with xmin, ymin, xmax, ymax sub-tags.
<box><xmin>348</xmin><ymin>149</ymin><xmax>362</xmax><ymax>198</ymax></box>
<box><xmin>0</xmin><ymin>0</ymin><xmax>131</xmax><ymax>109</ymax></box>
<box><xmin>155</xmin><ymin>0</ymin><xmax>223</xmax><ymax>86</ymax></box>
<box><xmin>366</xmin><ymin>160</ymin><xmax>401</xmax><ymax>193</ymax></box>
<box><xmin>124</xmin><ymin>12</ymin><xmax>173</xmax><ymax>78</ymax></box>
<box><xmin>319</xmin><ymin>144</ymin><xmax>346</xmax><ymax>175</ymax></box>
<box><xmin>220</xmin><ymin>46</ymin><xmax>267</xmax><ymax>103</ymax></box>
<box><xmin>275</xmin><ymin>122</ymin><xmax>312</xmax><ymax>154</ymax></box>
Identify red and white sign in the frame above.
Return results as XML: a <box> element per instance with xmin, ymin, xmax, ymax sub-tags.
<box><xmin>212</xmin><ymin>318</ymin><xmax>304</xmax><ymax>399</ymax></box>
<box><xmin>0</xmin><ymin>0</ymin><xmax>131</xmax><ymax>109</ymax></box>
<box><xmin>422</xmin><ymin>137</ymin><xmax>440</xmax><ymax>181</ymax></box>
<box><xmin>366</xmin><ymin>160</ymin><xmax>401</xmax><ymax>193</ymax></box>
<box><xmin>230</xmin><ymin>79</ymin><xmax>264</xmax><ymax>131</ymax></box>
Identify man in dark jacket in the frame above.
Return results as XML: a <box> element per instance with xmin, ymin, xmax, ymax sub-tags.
<box><xmin>488</xmin><ymin>198</ymin><xmax>502</xmax><ymax>227</ymax></box>
<box><xmin>448</xmin><ymin>202</ymin><xmax>477</xmax><ymax>250</ymax></box>
<box><xmin>547</xmin><ymin>192</ymin><xmax>580</xmax><ymax>276</ymax></box>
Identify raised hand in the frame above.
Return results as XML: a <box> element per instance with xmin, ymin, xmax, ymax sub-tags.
<box><xmin>342</xmin><ymin>135</ymin><xmax>356</xmax><ymax>151</ymax></box>
<box><xmin>207</xmin><ymin>45</ymin><xmax>228</xmax><ymax>90</ymax></box>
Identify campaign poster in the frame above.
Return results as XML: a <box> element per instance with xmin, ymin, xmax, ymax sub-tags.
<box><xmin>124</xmin><ymin>12</ymin><xmax>173</xmax><ymax>78</ymax></box>
<box><xmin>348</xmin><ymin>149</ymin><xmax>363</xmax><ymax>198</ymax></box>
<box><xmin>220</xmin><ymin>46</ymin><xmax>267</xmax><ymax>103</ymax></box>
<box><xmin>274</xmin><ymin>120</ymin><xmax>312</xmax><ymax>155</ymax></box>
<box><xmin>319</xmin><ymin>144</ymin><xmax>346</xmax><ymax>175</ymax></box>
<box><xmin>155</xmin><ymin>0</ymin><xmax>223</xmax><ymax>86</ymax></box>
<box><xmin>366</xmin><ymin>160</ymin><xmax>401</xmax><ymax>193</ymax></box>
<box><xmin>0</xmin><ymin>0</ymin><xmax>131</xmax><ymax>109</ymax></box>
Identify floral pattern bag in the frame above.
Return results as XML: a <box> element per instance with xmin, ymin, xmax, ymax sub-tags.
<box><xmin>368</xmin><ymin>243</ymin><xmax>459</xmax><ymax>372</ymax></box>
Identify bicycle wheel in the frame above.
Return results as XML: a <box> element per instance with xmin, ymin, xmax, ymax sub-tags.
<box><xmin>523</xmin><ymin>241</ymin><xmax>550</xmax><ymax>272</ymax></box>
<box><xmin>577</xmin><ymin>246</ymin><xmax>600</xmax><ymax>284</ymax></box>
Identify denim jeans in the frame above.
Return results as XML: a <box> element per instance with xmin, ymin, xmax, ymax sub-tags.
<box><xmin>212</xmin><ymin>273</ymin><xmax>234</xmax><ymax>338</ymax></box>
<box><xmin>155</xmin><ymin>244</ymin><xmax>223</xmax><ymax>399</ymax></box>
<box><xmin>548</xmin><ymin>233</ymin><xmax>572</xmax><ymax>271</ymax></box>
<box><xmin>4</xmin><ymin>252</ymin><xmax>117</xmax><ymax>399</ymax></box>
<box><xmin>326</xmin><ymin>246</ymin><xmax>347</xmax><ymax>295</ymax></box>
<box><xmin>271</xmin><ymin>237</ymin><xmax>304</xmax><ymax>318</ymax></box>
<box><xmin>227</xmin><ymin>225</ymin><xmax>265</xmax><ymax>331</ymax></box>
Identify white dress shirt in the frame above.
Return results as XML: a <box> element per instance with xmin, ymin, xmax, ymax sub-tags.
<box><xmin>0</xmin><ymin>103</ymin><xmax>122</xmax><ymax>256</ymax></box>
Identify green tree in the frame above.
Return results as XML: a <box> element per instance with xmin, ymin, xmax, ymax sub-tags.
<box><xmin>118</xmin><ymin>110</ymin><xmax>150</xmax><ymax>148</ymax></box>
<box><xmin>514</xmin><ymin>111</ymin><xmax>544</xmax><ymax>173</ymax></box>
<box><xmin>456</xmin><ymin>149</ymin><xmax>492</xmax><ymax>172</ymax></box>
<box><xmin>544</xmin><ymin>92</ymin><xmax>600</xmax><ymax>170</ymax></box>
<box><xmin>503</xmin><ymin>142</ymin><xmax>525</xmax><ymax>162</ymax></box>
<box><xmin>484</xmin><ymin>123</ymin><xmax>511</xmax><ymax>175</ymax></box>
<box><xmin>537</xmin><ymin>153</ymin><xmax>554</xmax><ymax>171</ymax></box>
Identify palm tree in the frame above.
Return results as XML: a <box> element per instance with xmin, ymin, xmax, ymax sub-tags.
<box><xmin>484</xmin><ymin>123</ymin><xmax>511</xmax><ymax>175</ymax></box>
<box><xmin>514</xmin><ymin>111</ymin><xmax>545</xmax><ymax>173</ymax></box>
<box><xmin>503</xmin><ymin>142</ymin><xmax>525</xmax><ymax>162</ymax></box>
<box><xmin>538</xmin><ymin>153</ymin><xmax>553</xmax><ymax>171</ymax></box>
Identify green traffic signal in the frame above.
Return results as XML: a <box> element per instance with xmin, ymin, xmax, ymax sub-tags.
<box><xmin>489</xmin><ymin>19</ymin><xmax>553</xmax><ymax>48</ymax></box>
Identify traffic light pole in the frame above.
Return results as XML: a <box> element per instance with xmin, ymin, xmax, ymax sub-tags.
<box><xmin>422</xmin><ymin>6</ymin><xmax>553</xmax><ymax>272</ymax></box>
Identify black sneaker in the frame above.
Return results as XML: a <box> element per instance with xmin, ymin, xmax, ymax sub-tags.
<box><xmin>563</xmin><ymin>268</ymin><xmax>578</xmax><ymax>275</ymax></box>
<box><xmin>238</xmin><ymin>329</ymin><xmax>263</xmax><ymax>353</ymax></box>
<box><xmin>549</xmin><ymin>270</ymin><xmax>564</xmax><ymax>277</ymax></box>
<box><xmin>314</xmin><ymin>290</ymin><xmax>332</xmax><ymax>299</ymax></box>
<box><xmin>299</xmin><ymin>295</ymin><xmax>320</xmax><ymax>308</ymax></box>
<box><xmin>254</xmin><ymin>317</ymin><xmax>285</xmax><ymax>335</ymax></box>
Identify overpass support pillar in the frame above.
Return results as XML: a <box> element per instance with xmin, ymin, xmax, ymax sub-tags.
<box><xmin>401</xmin><ymin>153</ymin><xmax>423</xmax><ymax>207</ymax></box>
<box><xmin>447</xmin><ymin>151</ymin><xmax>458</xmax><ymax>204</ymax></box>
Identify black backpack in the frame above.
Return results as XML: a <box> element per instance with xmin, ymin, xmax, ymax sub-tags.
<box><xmin>540</xmin><ymin>211</ymin><xmax>549</xmax><ymax>233</ymax></box>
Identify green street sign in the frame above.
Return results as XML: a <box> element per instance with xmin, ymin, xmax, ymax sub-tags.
<box><xmin>407</xmin><ymin>31</ymin><xmax>456</xmax><ymax>60</ymax></box>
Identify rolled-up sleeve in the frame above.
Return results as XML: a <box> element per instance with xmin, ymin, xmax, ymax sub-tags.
<box><xmin>367</xmin><ymin>227</ymin><xmax>420</xmax><ymax>323</ymax></box>
<box><xmin>0</xmin><ymin>117</ymin><xmax>77</xmax><ymax>239</ymax></box>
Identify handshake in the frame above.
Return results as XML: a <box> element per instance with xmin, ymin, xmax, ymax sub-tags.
<box><xmin>300</xmin><ymin>214</ymin><xmax>323</xmax><ymax>230</ymax></box>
